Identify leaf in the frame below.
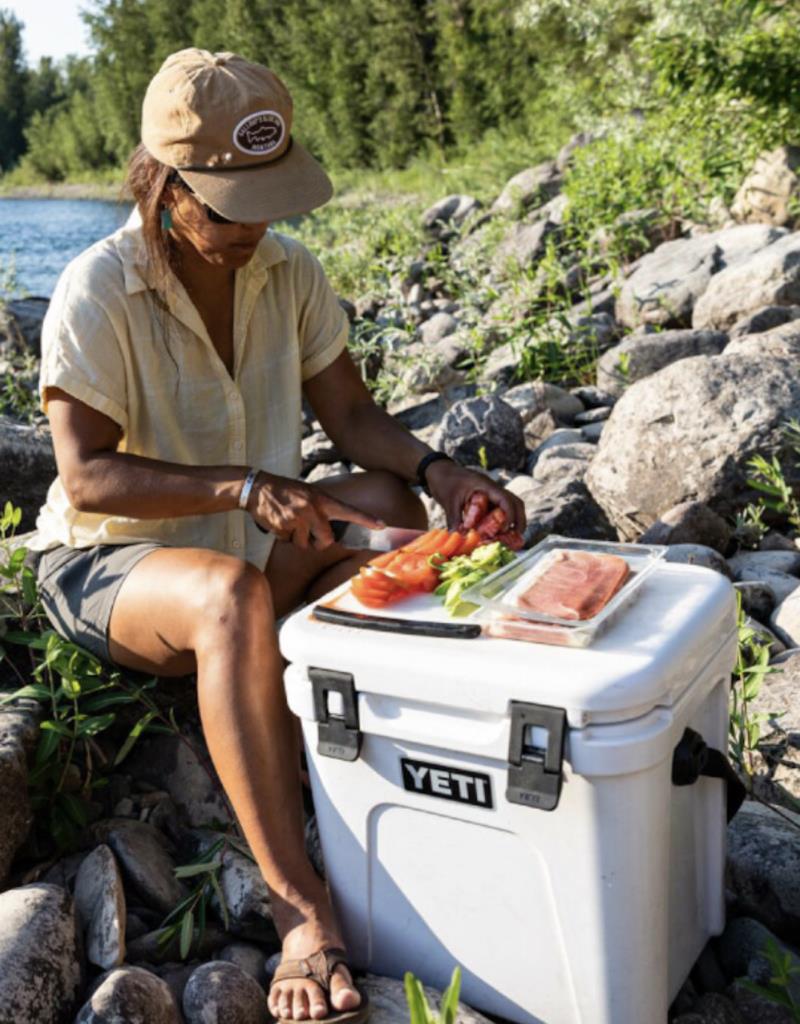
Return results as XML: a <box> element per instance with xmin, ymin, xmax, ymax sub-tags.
<box><xmin>440</xmin><ymin>967</ymin><xmax>462</xmax><ymax>1024</ymax></box>
<box><xmin>209</xmin><ymin>872</ymin><xmax>229</xmax><ymax>931</ymax></box>
<box><xmin>76</xmin><ymin>713</ymin><xmax>116</xmax><ymax>737</ymax></box>
<box><xmin>157</xmin><ymin>923</ymin><xmax>179</xmax><ymax>949</ymax></box>
<box><xmin>58</xmin><ymin>792</ymin><xmax>89</xmax><ymax>828</ymax></box>
<box><xmin>174</xmin><ymin>861</ymin><xmax>216</xmax><ymax>880</ymax></box>
<box><xmin>39</xmin><ymin>719</ymin><xmax>72</xmax><ymax>737</ymax></box>
<box><xmin>404</xmin><ymin>973</ymin><xmax>431</xmax><ymax>1024</ymax></box>
<box><xmin>0</xmin><ymin>682</ymin><xmax>51</xmax><ymax>704</ymax></box>
<box><xmin>21</xmin><ymin>566</ymin><xmax>37</xmax><ymax>606</ymax></box>
<box><xmin>34</xmin><ymin>726</ymin><xmax>61</xmax><ymax>768</ymax></box>
<box><xmin>179</xmin><ymin>909</ymin><xmax>194</xmax><ymax>959</ymax></box>
<box><xmin>113</xmin><ymin>710</ymin><xmax>157</xmax><ymax>766</ymax></box>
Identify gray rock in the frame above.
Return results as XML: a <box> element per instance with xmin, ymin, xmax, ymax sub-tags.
<box><xmin>0</xmin><ymin>416</ymin><xmax>57</xmax><ymax>531</ymax></box>
<box><xmin>419</xmin><ymin>312</ymin><xmax>458</xmax><ymax>346</ymax></box>
<box><xmin>493</xmin><ymin>218</ymin><xmax>555</xmax><ymax>275</ymax></box>
<box><xmin>398</xmin><ymin>337</ymin><xmax>468</xmax><ymax>394</ymax></box>
<box><xmin>491</xmin><ymin>161</ymin><xmax>562</xmax><ymax>216</ymax></box>
<box><xmin>125</xmin><ymin>729</ymin><xmax>231</xmax><ymax>829</ymax></box>
<box><xmin>580</xmin><ymin>422</ymin><xmax>605</xmax><ymax>442</ymax></box>
<box><xmin>731</xmin><ymin>146</ymin><xmax>800</xmax><ymax>228</ymax></box>
<box><xmin>639</xmin><ymin>501</ymin><xmax>732</xmax><ymax>552</ymax></box>
<box><xmin>0</xmin><ymin>296</ymin><xmax>48</xmax><ymax>359</ymax></box>
<box><xmin>663</xmin><ymin>545</ymin><xmax>733</xmax><ymax>577</ymax></box>
<box><xmin>301</xmin><ymin>430</ymin><xmax>341</xmax><ymax>473</ymax></box>
<box><xmin>570</xmin><ymin>311</ymin><xmax>620</xmax><ymax>355</ymax></box>
<box><xmin>732</xmin><ymin>567</ymin><xmax>800</xmax><ymax>605</ymax></box>
<box><xmin>597</xmin><ymin>328</ymin><xmax>729</xmax><ymax>397</ymax></box>
<box><xmin>555</xmin><ymin>131</ymin><xmax>598</xmax><ymax>173</ymax></box>
<box><xmin>435</xmin><ymin>395</ymin><xmax>525</xmax><ymax>471</ymax></box>
<box><xmin>507</xmin><ymin>473</ymin><xmax>615</xmax><ymax>547</ymax></box>
<box><xmin>734</xmin><ymin>582</ymin><xmax>776</xmax><ymax>622</ymax></box>
<box><xmin>421</xmin><ymin>195</ymin><xmax>481</xmax><ymax>238</ymax></box>
<box><xmin>729</xmin><ymin>305</ymin><xmax>800</xmax><ymax>340</ymax></box>
<box><xmin>751</xmin><ymin>650</ymin><xmax>800</xmax><ymax>737</ymax></box>
<box><xmin>214</xmin><ymin>844</ymin><xmax>276</xmax><ymax>942</ymax></box>
<box><xmin>574</xmin><ymin>406</ymin><xmax>611</xmax><ymax>425</ymax></box>
<box><xmin>585</xmin><ymin>351</ymin><xmax>800</xmax><ymax>540</ymax></box>
<box><xmin>718</xmin><ymin>918</ymin><xmax>800</xmax><ymax>1001</ymax></box>
<box><xmin>0</xmin><ymin>706</ymin><xmax>38</xmax><ymax>886</ymax></box>
<box><xmin>674</xmin><ymin>994</ymin><xmax>746</xmax><ymax>1024</ymax></box>
<box><xmin>502</xmin><ymin>381</ymin><xmax>584</xmax><ymax>424</ymax></box>
<box><xmin>724</xmin><ymin>319</ymin><xmax>800</xmax><ymax>360</ymax></box>
<box><xmin>617</xmin><ymin>225</ymin><xmax>783</xmax><ymax>329</ymax></box>
<box><xmin>305</xmin><ymin>461</ymin><xmax>349</xmax><ymax>483</ymax></box>
<box><xmin>746</xmin><ymin>652</ymin><xmax>800</xmax><ymax>809</ymax></box>
<box><xmin>219</xmin><ymin>943</ymin><xmax>268</xmax><ymax>989</ymax></box>
<box><xmin>728</xmin><ymin>980</ymin><xmax>795</xmax><ymax>1024</ymax></box>
<box><xmin>183</xmin><ymin>961</ymin><xmax>268</xmax><ymax>1024</ymax></box>
<box><xmin>730</xmin><ymin>550</ymin><xmax>800</xmax><ymax>576</ymax></box>
<box><xmin>74</xmin><ymin>844</ymin><xmax>126</xmax><ymax>970</ymax></box>
<box><xmin>523</xmin><ymin>408</ymin><xmax>559</xmax><ymax>449</ymax></box>
<box><xmin>0</xmin><ymin>883</ymin><xmax>82</xmax><ymax>1024</ymax></box>
<box><xmin>727</xmin><ymin>801</ymin><xmax>800</xmax><ymax>937</ymax></box>
<box><xmin>531</xmin><ymin>443</ymin><xmax>596</xmax><ymax>487</ymax></box>
<box><xmin>571</xmin><ymin>385</ymin><xmax>617</xmax><ymax>409</ymax></box>
<box><xmin>362</xmin><ymin>973</ymin><xmax>491</xmax><ymax>1024</ymax></box>
<box><xmin>75</xmin><ymin>966</ymin><xmax>180</xmax><ymax>1023</ymax></box>
<box><xmin>760</xmin><ymin>532</ymin><xmax>799</xmax><ymax>552</ymax></box>
<box><xmin>693</xmin><ymin>230</ymin><xmax>800</xmax><ymax>330</ymax></box>
<box><xmin>90</xmin><ymin>818</ymin><xmax>184</xmax><ymax>915</ymax></box>
<box><xmin>530</xmin><ymin>429</ymin><xmax>586</xmax><ymax>462</ymax></box>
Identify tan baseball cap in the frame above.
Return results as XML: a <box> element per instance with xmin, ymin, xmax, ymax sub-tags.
<box><xmin>141</xmin><ymin>48</ymin><xmax>333</xmax><ymax>223</ymax></box>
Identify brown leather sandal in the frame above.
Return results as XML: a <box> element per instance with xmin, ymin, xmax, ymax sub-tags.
<box><xmin>270</xmin><ymin>947</ymin><xmax>370</xmax><ymax>1024</ymax></box>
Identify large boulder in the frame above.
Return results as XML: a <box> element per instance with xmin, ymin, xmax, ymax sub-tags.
<box><xmin>492</xmin><ymin>218</ymin><xmax>555</xmax><ymax>276</ymax></box>
<box><xmin>434</xmin><ymin>395</ymin><xmax>525</xmax><ymax>471</ymax></box>
<box><xmin>616</xmin><ymin>225</ymin><xmax>784</xmax><ymax>329</ymax></box>
<box><xmin>0</xmin><ymin>417</ymin><xmax>56</xmax><ymax>532</ymax></box>
<box><xmin>585</xmin><ymin>352</ymin><xmax>800</xmax><ymax>540</ymax></box>
<box><xmin>596</xmin><ymin>328</ymin><xmax>729</xmax><ymax>397</ymax></box>
<box><xmin>508</xmin><ymin>469</ymin><xmax>615</xmax><ymax>547</ymax></box>
<box><xmin>0</xmin><ymin>883</ymin><xmax>82</xmax><ymax>1023</ymax></box>
<box><xmin>731</xmin><ymin>146</ymin><xmax>800</xmax><ymax>228</ymax></box>
<box><xmin>723</xmin><ymin>319</ymin><xmax>800</xmax><ymax>360</ymax></box>
<box><xmin>0</xmin><ymin>297</ymin><xmax>49</xmax><ymax>359</ymax></box>
<box><xmin>727</xmin><ymin>802</ymin><xmax>800</xmax><ymax>939</ymax></box>
<box><xmin>503</xmin><ymin>381</ymin><xmax>584</xmax><ymax>424</ymax></box>
<box><xmin>421</xmin><ymin>195</ymin><xmax>481</xmax><ymax>239</ymax></box>
<box><xmin>0</xmin><ymin>706</ymin><xmax>38</xmax><ymax>886</ymax></box>
<box><xmin>75</xmin><ymin>966</ymin><xmax>180</xmax><ymax>1024</ymax></box>
<box><xmin>693</xmin><ymin>231</ymin><xmax>800</xmax><ymax>330</ymax></box>
<box><xmin>638</xmin><ymin>500</ymin><xmax>732</xmax><ymax>552</ymax></box>
<box><xmin>491</xmin><ymin>161</ymin><xmax>562</xmax><ymax>216</ymax></box>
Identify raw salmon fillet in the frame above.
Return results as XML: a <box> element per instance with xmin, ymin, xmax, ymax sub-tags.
<box><xmin>516</xmin><ymin>550</ymin><xmax>630</xmax><ymax>621</ymax></box>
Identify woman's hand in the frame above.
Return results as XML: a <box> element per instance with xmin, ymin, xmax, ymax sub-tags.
<box><xmin>247</xmin><ymin>472</ymin><xmax>384</xmax><ymax>550</ymax></box>
<box><xmin>425</xmin><ymin>460</ymin><xmax>527</xmax><ymax>533</ymax></box>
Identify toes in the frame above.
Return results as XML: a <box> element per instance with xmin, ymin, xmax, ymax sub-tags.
<box><xmin>330</xmin><ymin>965</ymin><xmax>361</xmax><ymax>1011</ymax></box>
<box><xmin>309</xmin><ymin>989</ymin><xmax>329</xmax><ymax>1021</ymax></box>
<box><xmin>293</xmin><ymin>988</ymin><xmax>310</xmax><ymax>1021</ymax></box>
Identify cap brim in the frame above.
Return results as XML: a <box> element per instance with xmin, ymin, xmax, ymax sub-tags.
<box><xmin>179</xmin><ymin>139</ymin><xmax>333</xmax><ymax>223</ymax></box>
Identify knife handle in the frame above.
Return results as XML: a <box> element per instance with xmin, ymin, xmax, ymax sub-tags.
<box><xmin>312</xmin><ymin>605</ymin><xmax>482</xmax><ymax>639</ymax></box>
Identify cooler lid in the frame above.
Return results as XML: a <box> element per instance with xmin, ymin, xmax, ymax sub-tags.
<box><xmin>278</xmin><ymin>561</ymin><xmax>737</xmax><ymax>728</ymax></box>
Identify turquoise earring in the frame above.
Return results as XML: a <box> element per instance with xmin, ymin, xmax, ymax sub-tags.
<box><xmin>161</xmin><ymin>208</ymin><xmax>173</xmax><ymax>231</ymax></box>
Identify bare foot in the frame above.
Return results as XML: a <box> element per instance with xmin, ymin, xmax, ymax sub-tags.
<box><xmin>268</xmin><ymin>893</ymin><xmax>362</xmax><ymax>1021</ymax></box>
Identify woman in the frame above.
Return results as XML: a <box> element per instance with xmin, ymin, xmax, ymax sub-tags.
<box><xmin>30</xmin><ymin>49</ymin><xmax>525</xmax><ymax>1023</ymax></box>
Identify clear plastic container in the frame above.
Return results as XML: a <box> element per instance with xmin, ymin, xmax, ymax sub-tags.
<box><xmin>462</xmin><ymin>536</ymin><xmax>666</xmax><ymax>647</ymax></box>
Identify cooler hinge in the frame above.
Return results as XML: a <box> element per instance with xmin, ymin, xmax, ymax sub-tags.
<box><xmin>309</xmin><ymin>668</ymin><xmax>361</xmax><ymax>762</ymax></box>
<box><xmin>506</xmin><ymin>701</ymin><xmax>566</xmax><ymax>811</ymax></box>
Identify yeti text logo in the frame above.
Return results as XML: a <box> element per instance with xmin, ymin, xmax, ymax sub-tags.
<box><xmin>401</xmin><ymin>757</ymin><xmax>493</xmax><ymax>808</ymax></box>
<box><xmin>233</xmin><ymin>110</ymin><xmax>285</xmax><ymax>155</ymax></box>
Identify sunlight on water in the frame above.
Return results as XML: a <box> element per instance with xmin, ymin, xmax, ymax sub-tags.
<box><xmin>0</xmin><ymin>198</ymin><xmax>133</xmax><ymax>298</ymax></box>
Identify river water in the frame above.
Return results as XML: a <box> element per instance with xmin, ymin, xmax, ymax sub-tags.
<box><xmin>0</xmin><ymin>198</ymin><xmax>133</xmax><ymax>298</ymax></box>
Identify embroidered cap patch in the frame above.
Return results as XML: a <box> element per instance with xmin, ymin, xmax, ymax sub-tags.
<box><xmin>233</xmin><ymin>110</ymin><xmax>285</xmax><ymax>155</ymax></box>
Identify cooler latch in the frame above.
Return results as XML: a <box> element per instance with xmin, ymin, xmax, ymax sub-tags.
<box><xmin>506</xmin><ymin>701</ymin><xmax>566</xmax><ymax>811</ymax></box>
<box><xmin>309</xmin><ymin>668</ymin><xmax>361</xmax><ymax>762</ymax></box>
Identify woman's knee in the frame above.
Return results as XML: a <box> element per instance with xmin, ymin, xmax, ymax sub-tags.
<box><xmin>192</xmin><ymin>554</ymin><xmax>275</xmax><ymax>638</ymax></box>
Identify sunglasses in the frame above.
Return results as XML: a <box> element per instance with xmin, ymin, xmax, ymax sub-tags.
<box><xmin>168</xmin><ymin>171</ymin><xmax>237</xmax><ymax>225</ymax></box>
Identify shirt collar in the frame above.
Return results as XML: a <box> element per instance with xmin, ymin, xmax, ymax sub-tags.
<box><xmin>115</xmin><ymin>209</ymin><xmax>288</xmax><ymax>297</ymax></box>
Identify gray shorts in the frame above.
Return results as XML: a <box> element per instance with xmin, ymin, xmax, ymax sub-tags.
<box><xmin>35</xmin><ymin>543</ymin><xmax>163</xmax><ymax>664</ymax></box>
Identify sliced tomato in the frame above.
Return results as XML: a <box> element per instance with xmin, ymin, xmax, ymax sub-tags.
<box><xmin>460</xmin><ymin>528</ymin><xmax>483</xmax><ymax>555</ymax></box>
<box><xmin>432</xmin><ymin>531</ymin><xmax>465</xmax><ymax>560</ymax></box>
<box><xmin>384</xmin><ymin>551</ymin><xmax>439</xmax><ymax>591</ymax></box>
<box><xmin>403</xmin><ymin>528</ymin><xmax>450</xmax><ymax>555</ymax></box>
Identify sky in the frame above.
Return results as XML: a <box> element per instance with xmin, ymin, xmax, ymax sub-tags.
<box><xmin>4</xmin><ymin>0</ymin><xmax>90</xmax><ymax>64</ymax></box>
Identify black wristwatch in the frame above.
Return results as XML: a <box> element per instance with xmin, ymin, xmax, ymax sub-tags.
<box><xmin>416</xmin><ymin>451</ymin><xmax>453</xmax><ymax>495</ymax></box>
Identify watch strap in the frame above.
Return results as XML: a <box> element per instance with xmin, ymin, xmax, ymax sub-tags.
<box><xmin>416</xmin><ymin>451</ymin><xmax>452</xmax><ymax>495</ymax></box>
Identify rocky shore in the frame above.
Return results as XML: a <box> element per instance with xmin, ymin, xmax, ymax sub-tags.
<box><xmin>1</xmin><ymin>136</ymin><xmax>800</xmax><ymax>1023</ymax></box>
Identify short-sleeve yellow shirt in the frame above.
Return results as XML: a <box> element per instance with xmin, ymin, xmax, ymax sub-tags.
<box><xmin>32</xmin><ymin>214</ymin><xmax>348</xmax><ymax>568</ymax></box>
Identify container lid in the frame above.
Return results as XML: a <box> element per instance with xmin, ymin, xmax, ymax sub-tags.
<box><xmin>279</xmin><ymin>560</ymin><xmax>737</xmax><ymax>728</ymax></box>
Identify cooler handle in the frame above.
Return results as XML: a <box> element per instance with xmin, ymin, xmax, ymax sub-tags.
<box><xmin>312</xmin><ymin>604</ymin><xmax>482</xmax><ymax>639</ymax></box>
<box><xmin>671</xmin><ymin>727</ymin><xmax>746</xmax><ymax>822</ymax></box>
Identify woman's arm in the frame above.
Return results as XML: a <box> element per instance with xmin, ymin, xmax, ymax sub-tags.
<box><xmin>303</xmin><ymin>351</ymin><xmax>527</xmax><ymax>530</ymax></box>
<box><xmin>47</xmin><ymin>388</ymin><xmax>382</xmax><ymax>546</ymax></box>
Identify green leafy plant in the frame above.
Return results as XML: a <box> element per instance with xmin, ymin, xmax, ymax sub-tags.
<box><xmin>405</xmin><ymin>967</ymin><xmax>461</xmax><ymax>1024</ymax></box>
<box><xmin>746</xmin><ymin>421</ymin><xmax>800</xmax><ymax>535</ymax></box>
<box><xmin>740</xmin><ymin>939</ymin><xmax>800</xmax><ymax>1022</ymax></box>
<box><xmin>159</xmin><ymin>838</ymin><xmax>231</xmax><ymax>959</ymax></box>
<box><xmin>730</xmin><ymin>591</ymin><xmax>774</xmax><ymax>776</ymax></box>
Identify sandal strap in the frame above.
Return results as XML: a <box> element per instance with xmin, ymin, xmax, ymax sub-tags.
<box><xmin>271</xmin><ymin>946</ymin><xmax>351</xmax><ymax>994</ymax></box>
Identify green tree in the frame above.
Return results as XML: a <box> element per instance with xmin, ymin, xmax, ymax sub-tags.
<box><xmin>0</xmin><ymin>9</ymin><xmax>28</xmax><ymax>170</ymax></box>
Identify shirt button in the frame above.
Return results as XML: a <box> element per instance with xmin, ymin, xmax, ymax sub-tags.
<box><xmin>232</xmin><ymin>539</ymin><xmax>242</xmax><ymax>549</ymax></box>
<box><xmin>233</xmin><ymin>441</ymin><xmax>243</xmax><ymax>451</ymax></box>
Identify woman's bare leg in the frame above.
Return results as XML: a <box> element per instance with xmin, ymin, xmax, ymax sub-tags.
<box><xmin>107</xmin><ymin>471</ymin><xmax>426</xmax><ymax>1021</ymax></box>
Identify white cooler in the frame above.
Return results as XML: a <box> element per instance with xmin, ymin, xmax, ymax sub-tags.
<box><xmin>279</xmin><ymin>560</ymin><xmax>739</xmax><ymax>1024</ymax></box>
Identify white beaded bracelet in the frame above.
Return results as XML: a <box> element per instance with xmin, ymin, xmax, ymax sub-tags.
<box><xmin>238</xmin><ymin>468</ymin><xmax>259</xmax><ymax>510</ymax></box>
